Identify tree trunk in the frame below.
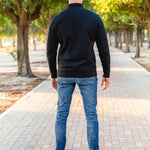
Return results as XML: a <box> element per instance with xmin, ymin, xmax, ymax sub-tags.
<box><xmin>17</xmin><ymin>25</ymin><xmax>35</xmax><ymax>77</ymax></box>
<box><xmin>108</xmin><ymin>31</ymin><xmax>112</xmax><ymax>46</ymax></box>
<box><xmin>123</xmin><ymin>30</ymin><xmax>126</xmax><ymax>43</ymax></box>
<box><xmin>119</xmin><ymin>30</ymin><xmax>122</xmax><ymax>49</ymax></box>
<box><xmin>115</xmin><ymin>31</ymin><xmax>119</xmax><ymax>48</ymax></box>
<box><xmin>130</xmin><ymin>30</ymin><xmax>133</xmax><ymax>45</ymax></box>
<box><xmin>140</xmin><ymin>28</ymin><xmax>143</xmax><ymax>47</ymax></box>
<box><xmin>42</xmin><ymin>13</ymin><xmax>56</xmax><ymax>43</ymax></box>
<box><xmin>142</xmin><ymin>29</ymin><xmax>145</xmax><ymax>43</ymax></box>
<box><xmin>43</xmin><ymin>28</ymin><xmax>48</xmax><ymax>44</ymax></box>
<box><xmin>126</xmin><ymin>29</ymin><xmax>130</xmax><ymax>52</ymax></box>
<box><xmin>148</xmin><ymin>21</ymin><xmax>150</xmax><ymax>49</ymax></box>
<box><xmin>135</xmin><ymin>23</ymin><xmax>140</xmax><ymax>58</ymax></box>
<box><xmin>0</xmin><ymin>39</ymin><xmax>2</xmax><ymax>48</ymax></box>
<box><xmin>33</xmin><ymin>32</ymin><xmax>36</xmax><ymax>50</ymax></box>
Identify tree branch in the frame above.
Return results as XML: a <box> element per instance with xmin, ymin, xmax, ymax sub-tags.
<box><xmin>28</xmin><ymin>4</ymin><xmax>43</xmax><ymax>23</ymax></box>
<box><xmin>4</xmin><ymin>7</ymin><xmax>19</xmax><ymax>24</ymax></box>
<box><xmin>14</xmin><ymin>0</ymin><xmax>22</xmax><ymax>15</ymax></box>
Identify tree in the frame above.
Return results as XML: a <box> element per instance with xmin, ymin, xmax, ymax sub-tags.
<box><xmin>0</xmin><ymin>1</ymin><xmax>45</xmax><ymax>77</ymax></box>
<box><xmin>30</xmin><ymin>22</ymin><xmax>41</xmax><ymax>51</ymax></box>
<box><xmin>137</xmin><ymin>0</ymin><xmax>150</xmax><ymax>49</ymax></box>
<box><xmin>0</xmin><ymin>0</ymin><xmax>67</xmax><ymax>77</ymax></box>
<box><xmin>92</xmin><ymin>0</ymin><xmax>149</xmax><ymax>57</ymax></box>
<box><xmin>115</xmin><ymin>0</ymin><xmax>145</xmax><ymax>57</ymax></box>
<box><xmin>91</xmin><ymin>0</ymin><xmax>132</xmax><ymax>51</ymax></box>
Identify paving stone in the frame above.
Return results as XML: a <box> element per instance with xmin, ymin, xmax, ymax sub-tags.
<box><xmin>136</xmin><ymin>142</ymin><xmax>144</xmax><ymax>147</ymax></box>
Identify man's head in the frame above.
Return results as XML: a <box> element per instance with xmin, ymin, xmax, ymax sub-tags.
<box><xmin>69</xmin><ymin>0</ymin><xmax>83</xmax><ymax>4</ymax></box>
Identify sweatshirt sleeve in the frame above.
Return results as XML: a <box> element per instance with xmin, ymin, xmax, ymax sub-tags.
<box><xmin>95</xmin><ymin>16</ymin><xmax>110</xmax><ymax>78</ymax></box>
<box><xmin>47</xmin><ymin>20</ymin><xmax>59</xmax><ymax>78</ymax></box>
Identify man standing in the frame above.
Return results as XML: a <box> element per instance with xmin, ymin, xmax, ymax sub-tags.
<box><xmin>47</xmin><ymin>0</ymin><xmax>110</xmax><ymax>149</ymax></box>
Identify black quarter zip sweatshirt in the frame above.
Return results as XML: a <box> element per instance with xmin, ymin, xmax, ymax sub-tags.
<box><xmin>47</xmin><ymin>3</ymin><xmax>110</xmax><ymax>78</ymax></box>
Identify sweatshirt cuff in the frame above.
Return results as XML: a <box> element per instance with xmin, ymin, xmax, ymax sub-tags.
<box><xmin>103</xmin><ymin>74</ymin><xmax>110</xmax><ymax>78</ymax></box>
<box><xmin>51</xmin><ymin>71</ymin><xmax>57</xmax><ymax>78</ymax></box>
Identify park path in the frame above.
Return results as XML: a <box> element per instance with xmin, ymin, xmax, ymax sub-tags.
<box><xmin>0</xmin><ymin>47</ymin><xmax>150</xmax><ymax>150</ymax></box>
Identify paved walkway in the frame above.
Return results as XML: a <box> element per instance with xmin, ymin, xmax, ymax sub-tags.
<box><xmin>0</xmin><ymin>47</ymin><xmax>150</xmax><ymax>150</ymax></box>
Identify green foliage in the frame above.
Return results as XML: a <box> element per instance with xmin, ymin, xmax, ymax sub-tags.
<box><xmin>0</xmin><ymin>15</ymin><xmax>17</xmax><ymax>37</ymax></box>
<box><xmin>37</xmin><ymin>1</ymin><xmax>68</xmax><ymax>34</ymax></box>
<box><xmin>83</xmin><ymin>0</ymin><xmax>95</xmax><ymax>11</ymax></box>
<box><xmin>91</xmin><ymin>0</ymin><xmax>149</xmax><ymax>32</ymax></box>
<box><xmin>0</xmin><ymin>0</ymin><xmax>61</xmax><ymax>14</ymax></box>
<box><xmin>5</xmin><ymin>48</ymin><xmax>17</xmax><ymax>61</ymax></box>
<box><xmin>9</xmin><ymin>49</ymin><xmax>17</xmax><ymax>61</ymax></box>
<box><xmin>30</xmin><ymin>21</ymin><xmax>42</xmax><ymax>35</ymax></box>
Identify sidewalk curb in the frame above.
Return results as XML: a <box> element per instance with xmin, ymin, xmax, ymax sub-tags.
<box><xmin>0</xmin><ymin>76</ymin><xmax>51</xmax><ymax>120</ymax></box>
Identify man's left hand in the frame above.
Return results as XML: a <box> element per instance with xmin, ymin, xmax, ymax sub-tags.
<box><xmin>51</xmin><ymin>78</ymin><xmax>57</xmax><ymax>91</ymax></box>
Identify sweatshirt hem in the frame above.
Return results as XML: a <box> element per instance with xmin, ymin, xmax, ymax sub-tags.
<box><xmin>58</xmin><ymin>71</ymin><xmax>97</xmax><ymax>78</ymax></box>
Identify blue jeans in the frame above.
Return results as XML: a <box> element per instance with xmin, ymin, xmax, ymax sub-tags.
<box><xmin>55</xmin><ymin>75</ymin><xmax>99</xmax><ymax>150</ymax></box>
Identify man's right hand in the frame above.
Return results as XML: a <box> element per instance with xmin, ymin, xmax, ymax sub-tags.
<box><xmin>101</xmin><ymin>77</ymin><xmax>110</xmax><ymax>91</ymax></box>
<box><xmin>51</xmin><ymin>78</ymin><xmax>57</xmax><ymax>91</ymax></box>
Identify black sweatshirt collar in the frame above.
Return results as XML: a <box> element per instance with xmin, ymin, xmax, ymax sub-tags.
<box><xmin>68</xmin><ymin>3</ymin><xmax>83</xmax><ymax>8</ymax></box>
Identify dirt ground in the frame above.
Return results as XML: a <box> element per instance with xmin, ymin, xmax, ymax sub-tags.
<box><xmin>0</xmin><ymin>43</ymin><xmax>50</xmax><ymax>115</ymax></box>
<box><xmin>132</xmin><ymin>56</ymin><xmax>150</xmax><ymax>72</ymax></box>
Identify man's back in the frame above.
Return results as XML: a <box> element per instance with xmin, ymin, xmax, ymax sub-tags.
<box><xmin>47</xmin><ymin>2</ymin><xmax>111</xmax><ymax>150</ymax></box>
<box><xmin>47</xmin><ymin>3</ymin><xmax>110</xmax><ymax>79</ymax></box>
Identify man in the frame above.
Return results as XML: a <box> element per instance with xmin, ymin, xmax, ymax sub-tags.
<box><xmin>47</xmin><ymin>0</ymin><xmax>110</xmax><ymax>149</ymax></box>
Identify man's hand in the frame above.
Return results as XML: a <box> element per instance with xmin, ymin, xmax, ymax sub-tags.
<box><xmin>101</xmin><ymin>77</ymin><xmax>110</xmax><ymax>91</ymax></box>
<box><xmin>51</xmin><ymin>78</ymin><xmax>57</xmax><ymax>91</ymax></box>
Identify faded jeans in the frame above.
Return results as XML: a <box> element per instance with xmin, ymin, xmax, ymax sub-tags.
<box><xmin>55</xmin><ymin>75</ymin><xmax>99</xmax><ymax>150</ymax></box>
